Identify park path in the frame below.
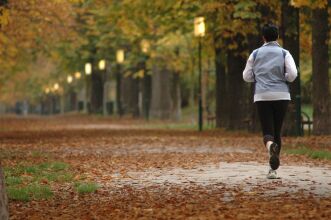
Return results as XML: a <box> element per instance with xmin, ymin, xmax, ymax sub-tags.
<box><xmin>0</xmin><ymin>116</ymin><xmax>331</xmax><ymax>219</ymax></box>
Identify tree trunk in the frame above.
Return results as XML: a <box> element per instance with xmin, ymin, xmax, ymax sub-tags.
<box><xmin>142</xmin><ymin>71</ymin><xmax>152</xmax><ymax>120</ymax></box>
<box><xmin>70</xmin><ymin>91</ymin><xmax>77</xmax><ymax>112</ymax></box>
<box><xmin>116</xmin><ymin>64</ymin><xmax>123</xmax><ymax>116</ymax></box>
<box><xmin>90</xmin><ymin>68</ymin><xmax>104</xmax><ymax>114</ymax></box>
<box><xmin>0</xmin><ymin>164</ymin><xmax>9</xmax><ymax>220</ymax></box>
<box><xmin>60</xmin><ymin>94</ymin><xmax>65</xmax><ymax>114</ymax></box>
<box><xmin>281</xmin><ymin>0</ymin><xmax>301</xmax><ymax>136</ymax></box>
<box><xmin>103</xmin><ymin>65</ymin><xmax>110</xmax><ymax>116</ymax></box>
<box><xmin>214</xmin><ymin>46</ymin><xmax>227</xmax><ymax>128</ymax></box>
<box><xmin>171</xmin><ymin>72</ymin><xmax>181</xmax><ymax>121</ymax></box>
<box><xmin>226</xmin><ymin>39</ymin><xmax>249</xmax><ymax>130</ymax></box>
<box><xmin>120</xmin><ymin>75</ymin><xmax>130</xmax><ymax>115</ymax></box>
<box><xmin>130</xmin><ymin>77</ymin><xmax>140</xmax><ymax>118</ymax></box>
<box><xmin>120</xmin><ymin>74</ymin><xmax>139</xmax><ymax>117</ymax></box>
<box><xmin>312</xmin><ymin>3</ymin><xmax>331</xmax><ymax>135</ymax></box>
<box><xmin>150</xmin><ymin>57</ymin><xmax>173</xmax><ymax>119</ymax></box>
<box><xmin>247</xmin><ymin>33</ymin><xmax>262</xmax><ymax>132</ymax></box>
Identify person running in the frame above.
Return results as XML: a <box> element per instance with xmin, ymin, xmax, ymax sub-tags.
<box><xmin>243</xmin><ymin>23</ymin><xmax>298</xmax><ymax>179</ymax></box>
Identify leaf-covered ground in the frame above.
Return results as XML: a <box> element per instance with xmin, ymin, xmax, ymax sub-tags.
<box><xmin>0</xmin><ymin>115</ymin><xmax>331</xmax><ymax>219</ymax></box>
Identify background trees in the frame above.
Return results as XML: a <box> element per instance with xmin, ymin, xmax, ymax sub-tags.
<box><xmin>0</xmin><ymin>0</ymin><xmax>330</xmax><ymax>134</ymax></box>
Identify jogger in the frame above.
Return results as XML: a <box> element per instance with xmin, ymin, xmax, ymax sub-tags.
<box><xmin>243</xmin><ymin>23</ymin><xmax>297</xmax><ymax>179</ymax></box>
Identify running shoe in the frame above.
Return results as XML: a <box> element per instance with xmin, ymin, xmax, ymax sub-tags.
<box><xmin>267</xmin><ymin>169</ymin><xmax>278</xmax><ymax>179</ymax></box>
<box><xmin>269</xmin><ymin>142</ymin><xmax>280</xmax><ymax>170</ymax></box>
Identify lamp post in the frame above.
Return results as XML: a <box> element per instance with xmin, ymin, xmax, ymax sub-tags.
<box><xmin>295</xmin><ymin>67</ymin><xmax>302</xmax><ymax>136</ymax></box>
<box><xmin>73</xmin><ymin>71</ymin><xmax>82</xmax><ymax>111</ymax></box>
<box><xmin>98</xmin><ymin>59</ymin><xmax>108</xmax><ymax>116</ymax></box>
<box><xmin>116</xmin><ymin>50</ymin><xmax>125</xmax><ymax>116</ymax></box>
<box><xmin>141</xmin><ymin>40</ymin><xmax>151</xmax><ymax>120</ymax></box>
<box><xmin>52</xmin><ymin>83</ymin><xmax>60</xmax><ymax>114</ymax></box>
<box><xmin>85</xmin><ymin>62</ymin><xmax>92</xmax><ymax>113</ymax></box>
<box><xmin>66</xmin><ymin>75</ymin><xmax>74</xmax><ymax>112</ymax></box>
<box><xmin>194</xmin><ymin>17</ymin><xmax>205</xmax><ymax>131</ymax></box>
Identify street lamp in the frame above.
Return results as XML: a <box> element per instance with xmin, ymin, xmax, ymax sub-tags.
<box><xmin>99</xmin><ymin>59</ymin><xmax>106</xmax><ymax>70</ymax></box>
<box><xmin>98</xmin><ymin>59</ymin><xmax>108</xmax><ymax>115</ymax></box>
<box><xmin>45</xmin><ymin>87</ymin><xmax>50</xmax><ymax>94</ymax></box>
<box><xmin>194</xmin><ymin>16</ymin><xmax>205</xmax><ymax>131</ymax></box>
<box><xmin>194</xmin><ymin>17</ymin><xmax>205</xmax><ymax>37</ymax></box>
<box><xmin>116</xmin><ymin>49</ymin><xmax>125</xmax><ymax>64</ymax></box>
<box><xmin>85</xmin><ymin>63</ymin><xmax>92</xmax><ymax>75</ymax></box>
<box><xmin>67</xmin><ymin>75</ymin><xmax>73</xmax><ymax>84</ymax></box>
<box><xmin>75</xmin><ymin>71</ymin><xmax>81</xmax><ymax>79</ymax></box>
<box><xmin>141</xmin><ymin>40</ymin><xmax>150</xmax><ymax>54</ymax></box>
<box><xmin>51</xmin><ymin>83</ymin><xmax>60</xmax><ymax>114</ymax></box>
<box><xmin>53</xmin><ymin>83</ymin><xmax>59</xmax><ymax>91</ymax></box>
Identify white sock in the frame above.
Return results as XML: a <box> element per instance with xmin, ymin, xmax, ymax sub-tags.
<box><xmin>266</xmin><ymin>141</ymin><xmax>273</xmax><ymax>152</ymax></box>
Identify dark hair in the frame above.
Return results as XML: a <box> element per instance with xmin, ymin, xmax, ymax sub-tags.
<box><xmin>262</xmin><ymin>23</ymin><xmax>279</xmax><ymax>42</ymax></box>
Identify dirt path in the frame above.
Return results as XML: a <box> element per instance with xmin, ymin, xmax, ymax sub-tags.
<box><xmin>1</xmin><ymin>116</ymin><xmax>331</xmax><ymax>219</ymax></box>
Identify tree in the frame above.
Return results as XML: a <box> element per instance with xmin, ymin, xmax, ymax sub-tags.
<box><xmin>204</xmin><ymin>1</ymin><xmax>229</xmax><ymax>128</ymax></box>
<box><xmin>281</xmin><ymin>0</ymin><xmax>301</xmax><ymax>136</ymax></box>
<box><xmin>0</xmin><ymin>163</ymin><xmax>8</xmax><ymax>220</ymax></box>
<box><xmin>150</xmin><ymin>56</ymin><xmax>173</xmax><ymax>119</ymax></box>
<box><xmin>0</xmin><ymin>0</ymin><xmax>9</xmax><ymax>218</ymax></box>
<box><xmin>312</xmin><ymin>0</ymin><xmax>331</xmax><ymax>134</ymax></box>
<box><xmin>204</xmin><ymin>0</ymin><xmax>264</xmax><ymax>130</ymax></box>
<box><xmin>226</xmin><ymin>35</ymin><xmax>250</xmax><ymax>130</ymax></box>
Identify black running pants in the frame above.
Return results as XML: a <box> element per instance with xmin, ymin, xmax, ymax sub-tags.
<box><xmin>256</xmin><ymin>100</ymin><xmax>289</xmax><ymax>151</ymax></box>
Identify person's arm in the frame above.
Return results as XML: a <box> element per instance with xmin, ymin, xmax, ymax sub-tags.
<box><xmin>284</xmin><ymin>53</ymin><xmax>297</xmax><ymax>82</ymax></box>
<box><xmin>243</xmin><ymin>53</ymin><xmax>255</xmax><ymax>82</ymax></box>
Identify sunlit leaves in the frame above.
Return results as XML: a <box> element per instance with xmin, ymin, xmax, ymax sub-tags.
<box><xmin>0</xmin><ymin>0</ymin><xmax>78</xmax><ymax>103</ymax></box>
<box><xmin>233</xmin><ymin>1</ymin><xmax>260</xmax><ymax>19</ymax></box>
<box><xmin>291</xmin><ymin>0</ymin><xmax>327</xmax><ymax>8</ymax></box>
<box><xmin>0</xmin><ymin>7</ymin><xmax>9</xmax><ymax>26</ymax></box>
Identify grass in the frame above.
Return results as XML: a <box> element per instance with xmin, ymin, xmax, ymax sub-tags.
<box><xmin>7</xmin><ymin>184</ymin><xmax>53</xmax><ymax>202</ymax></box>
<box><xmin>5</xmin><ymin>176</ymin><xmax>23</xmax><ymax>186</ymax></box>
<box><xmin>31</xmin><ymin>151</ymin><xmax>49</xmax><ymax>158</ymax></box>
<box><xmin>284</xmin><ymin>146</ymin><xmax>331</xmax><ymax>160</ymax></box>
<box><xmin>4</xmin><ymin>161</ymin><xmax>73</xmax><ymax>201</ymax></box>
<box><xmin>0</xmin><ymin>150</ymin><xmax>49</xmax><ymax>160</ymax></box>
<box><xmin>75</xmin><ymin>182</ymin><xmax>99</xmax><ymax>194</ymax></box>
<box><xmin>43</xmin><ymin>173</ymin><xmax>73</xmax><ymax>182</ymax></box>
<box><xmin>6</xmin><ymin>187</ymin><xmax>30</xmax><ymax>202</ymax></box>
<box><xmin>5</xmin><ymin>162</ymin><xmax>71</xmax><ymax>180</ymax></box>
